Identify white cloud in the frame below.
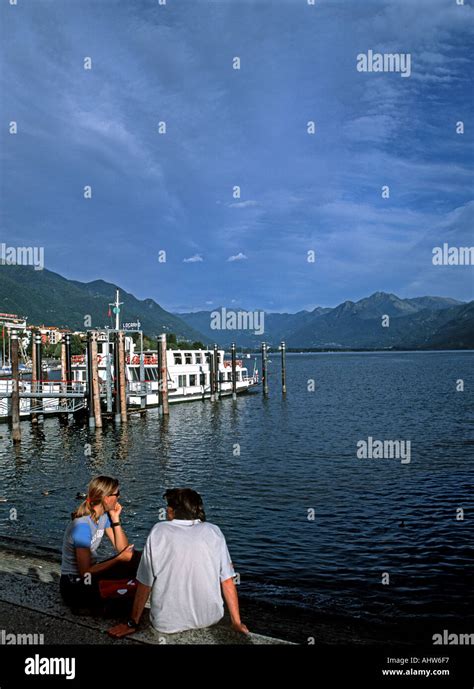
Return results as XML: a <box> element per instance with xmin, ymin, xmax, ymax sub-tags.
<box><xmin>227</xmin><ymin>253</ymin><xmax>248</xmax><ymax>262</ymax></box>
<box><xmin>183</xmin><ymin>254</ymin><xmax>204</xmax><ymax>263</ymax></box>
<box><xmin>229</xmin><ymin>200</ymin><xmax>258</xmax><ymax>209</ymax></box>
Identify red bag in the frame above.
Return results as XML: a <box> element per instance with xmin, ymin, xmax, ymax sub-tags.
<box><xmin>98</xmin><ymin>578</ymin><xmax>137</xmax><ymax>600</ymax></box>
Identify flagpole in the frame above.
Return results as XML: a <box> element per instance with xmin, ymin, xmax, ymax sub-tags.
<box><xmin>108</xmin><ymin>290</ymin><xmax>123</xmax><ymax>331</ymax></box>
<box><xmin>115</xmin><ymin>290</ymin><xmax>120</xmax><ymax>330</ymax></box>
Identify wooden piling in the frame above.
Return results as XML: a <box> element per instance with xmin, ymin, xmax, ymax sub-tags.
<box><xmin>200</xmin><ymin>363</ymin><xmax>206</xmax><ymax>402</ymax></box>
<box><xmin>139</xmin><ymin>350</ymin><xmax>146</xmax><ymax>410</ymax></box>
<box><xmin>86</xmin><ymin>332</ymin><xmax>95</xmax><ymax>428</ymax></box>
<box><xmin>60</xmin><ymin>339</ymin><xmax>67</xmax><ymax>410</ymax></box>
<box><xmin>31</xmin><ymin>330</ymin><xmax>37</xmax><ymax>424</ymax></box>
<box><xmin>159</xmin><ymin>333</ymin><xmax>169</xmax><ymax>415</ymax></box>
<box><xmin>231</xmin><ymin>343</ymin><xmax>237</xmax><ymax>400</ymax></box>
<box><xmin>208</xmin><ymin>351</ymin><xmax>215</xmax><ymax>401</ymax></box>
<box><xmin>118</xmin><ymin>331</ymin><xmax>128</xmax><ymax>423</ymax></box>
<box><xmin>261</xmin><ymin>342</ymin><xmax>268</xmax><ymax>395</ymax></box>
<box><xmin>64</xmin><ymin>333</ymin><xmax>72</xmax><ymax>386</ymax></box>
<box><xmin>213</xmin><ymin>344</ymin><xmax>220</xmax><ymax>399</ymax></box>
<box><xmin>11</xmin><ymin>330</ymin><xmax>21</xmax><ymax>443</ymax></box>
<box><xmin>156</xmin><ymin>337</ymin><xmax>162</xmax><ymax>411</ymax></box>
<box><xmin>91</xmin><ymin>332</ymin><xmax>102</xmax><ymax>428</ymax></box>
<box><xmin>280</xmin><ymin>341</ymin><xmax>286</xmax><ymax>394</ymax></box>
<box><xmin>34</xmin><ymin>331</ymin><xmax>43</xmax><ymax>422</ymax></box>
<box><xmin>105</xmin><ymin>338</ymin><xmax>113</xmax><ymax>413</ymax></box>
<box><xmin>113</xmin><ymin>332</ymin><xmax>121</xmax><ymax>424</ymax></box>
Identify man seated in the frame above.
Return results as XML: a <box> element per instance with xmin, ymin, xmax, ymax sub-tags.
<box><xmin>108</xmin><ymin>488</ymin><xmax>249</xmax><ymax>637</ymax></box>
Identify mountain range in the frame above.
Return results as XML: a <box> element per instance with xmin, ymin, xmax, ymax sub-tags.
<box><xmin>178</xmin><ymin>293</ymin><xmax>474</xmax><ymax>349</ymax></box>
<box><xmin>0</xmin><ymin>266</ymin><xmax>472</xmax><ymax>350</ymax></box>
<box><xmin>0</xmin><ymin>265</ymin><xmax>205</xmax><ymax>342</ymax></box>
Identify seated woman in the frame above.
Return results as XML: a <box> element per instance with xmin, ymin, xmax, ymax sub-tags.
<box><xmin>60</xmin><ymin>475</ymin><xmax>140</xmax><ymax>613</ymax></box>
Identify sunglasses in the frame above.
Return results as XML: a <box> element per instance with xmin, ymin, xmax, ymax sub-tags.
<box><xmin>108</xmin><ymin>491</ymin><xmax>120</xmax><ymax>497</ymax></box>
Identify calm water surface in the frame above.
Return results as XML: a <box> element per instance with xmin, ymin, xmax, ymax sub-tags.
<box><xmin>0</xmin><ymin>351</ymin><xmax>472</xmax><ymax>623</ymax></box>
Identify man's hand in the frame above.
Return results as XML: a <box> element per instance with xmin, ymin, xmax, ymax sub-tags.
<box><xmin>232</xmin><ymin>621</ymin><xmax>250</xmax><ymax>635</ymax></box>
<box><xmin>107</xmin><ymin>623</ymin><xmax>137</xmax><ymax>639</ymax></box>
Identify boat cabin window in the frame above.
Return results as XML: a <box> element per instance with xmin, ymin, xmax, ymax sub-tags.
<box><xmin>189</xmin><ymin>374</ymin><xmax>197</xmax><ymax>386</ymax></box>
<box><xmin>145</xmin><ymin>367</ymin><xmax>157</xmax><ymax>381</ymax></box>
<box><xmin>129</xmin><ymin>367</ymin><xmax>139</xmax><ymax>381</ymax></box>
<box><xmin>174</xmin><ymin>354</ymin><xmax>182</xmax><ymax>365</ymax></box>
<box><xmin>185</xmin><ymin>353</ymin><xmax>192</xmax><ymax>365</ymax></box>
<box><xmin>195</xmin><ymin>353</ymin><xmax>202</xmax><ymax>364</ymax></box>
<box><xmin>178</xmin><ymin>374</ymin><xmax>186</xmax><ymax>387</ymax></box>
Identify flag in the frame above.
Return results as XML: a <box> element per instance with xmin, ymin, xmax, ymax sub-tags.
<box><xmin>108</xmin><ymin>307</ymin><xmax>112</xmax><ymax>318</ymax></box>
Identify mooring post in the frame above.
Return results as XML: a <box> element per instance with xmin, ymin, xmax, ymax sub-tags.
<box><xmin>31</xmin><ymin>329</ymin><xmax>37</xmax><ymax>424</ymax></box>
<box><xmin>280</xmin><ymin>341</ymin><xmax>287</xmax><ymax>394</ymax></box>
<box><xmin>209</xmin><ymin>351</ymin><xmax>215</xmax><ymax>401</ymax></box>
<box><xmin>65</xmin><ymin>333</ymin><xmax>72</xmax><ymax>387</ymax></box>
<box><xmin>113</xmin><ymin>331</ymin><xmax>121</xmax><ymax>425</ymax></box>
<box><xmin>159</xmin><ymin>333</ymin><xmax>169</xmax><ymax>415</ymax></box>
<box><xmin>200</xmin><ymin>364</ymin><xmax>206</xmax><ymax>402</ymax></box>
<box><xmin>231</xmin><ymin>343</ymin><xmax>237</xmax><ymax>400</ymax></box>
<box><xmin>261</xmin><ymin>342</ymin><xmax>268</xmax><ymax>395</ymax></box>
<box><xmin>34</xmin><ymin>331</ymin><xmax>43</xmax><ymax>422</ymax></box>
<box><xmin>60</xmin><ymin>337</ymin><xmax>66</xmax><ymax>389</ymax></box>
<box><xmin>91</xmin><ymin>332</ymin><xmax>102</xmax><ymax>428</ymax></box>
<box><xmin>11</xmin><ymin>329</ymin><xmax>21</xmax><ymax>443</ymax></box>
<box><xmin>105</xmin><ymin>336</ymin><xmax>113</xmax><ymax>414</ymax></box>
<box><xmin>86</xmin><ymin>332</ymin><xmax>95</xmax><ymax>428</ymax></box>
<box><xmin>213</xmin><ymin>344</ymin><xmax>220</xmax><ymax>400</ymax></box>
<box><xmin>60</xmin><ymin>337</ymin><xmax>67</xmax><ymax>412</ymax></box>
<box><xmin>139</xmin><ymin>348</ymin><xmax>146</xmax><ymax>411</ymax></box>
<box><xmin>156</xmin><ymin>337</ymin><xmax>162</xmax><ymax>412</ymax></box>
<box><xmin>118</xmin><ymin>331</ymin><xmax>128</xmax><ymax>423</ymax></box>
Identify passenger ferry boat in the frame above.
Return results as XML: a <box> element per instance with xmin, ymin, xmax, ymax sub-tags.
<box><xmin>0</xmin><ymin>338</ymin><xmax>258</xmax><ymax>419</ymax></box>
<box><xmin>70</xmin><ymin>334</ymin><xmax>259</xmax><ymax>406</ymax></box>
<box><xmin>0</xmin><ymin>292</ymin><xmax>258</xmax><ymax>418</ymax></box>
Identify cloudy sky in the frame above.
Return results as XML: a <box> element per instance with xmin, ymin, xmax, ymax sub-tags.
<box><xmin>1</xmin><ymin>0</ymin><xmax>473</xmax><ymax>312</ymax></box>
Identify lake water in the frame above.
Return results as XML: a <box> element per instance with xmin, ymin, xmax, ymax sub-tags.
<box><xmin>0</xmin><ymin>351</ymin><xmax>472</xmax><ymax>630</ymax></box>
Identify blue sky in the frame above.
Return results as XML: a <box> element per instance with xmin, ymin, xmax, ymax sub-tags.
<box><xmin>1</xmin><ymin>0</ymin><xmax>473</xmax><ymax>312</ymax></box>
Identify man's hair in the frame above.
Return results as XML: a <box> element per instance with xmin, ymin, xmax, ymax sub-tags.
<box><xmin>163</xmin><ymin>488</ymin><xmax>206</xmax><ymax>521</ymax></box>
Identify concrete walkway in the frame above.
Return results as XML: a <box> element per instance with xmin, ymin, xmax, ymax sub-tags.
<box><xmin>0</xmin><ymin>540</ymin><xmax>292</xmax><ymax>645</ymax></box>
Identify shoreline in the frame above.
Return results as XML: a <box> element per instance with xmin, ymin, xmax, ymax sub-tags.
<box><xmin>1</xmin><ymin>537</ymin><xmax>470</xmax><ymax>647</ymax></box>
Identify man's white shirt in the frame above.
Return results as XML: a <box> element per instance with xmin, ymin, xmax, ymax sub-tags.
<box><xmin>137</xmin><ymin>519</ymin><xmax>235</xmax><ymax>633</ymax></box>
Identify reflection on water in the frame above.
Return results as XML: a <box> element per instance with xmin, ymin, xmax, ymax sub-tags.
<box><xmin>0</xmin><ymin>351</ymin><xmax>473</xmax><ymax>623</ymax></box>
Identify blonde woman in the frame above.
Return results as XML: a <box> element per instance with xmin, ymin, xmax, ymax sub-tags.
<box><xmin>60</xmin><ymin>475</ymin><xmax>139</xmax><ymax>611</ymax></box>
